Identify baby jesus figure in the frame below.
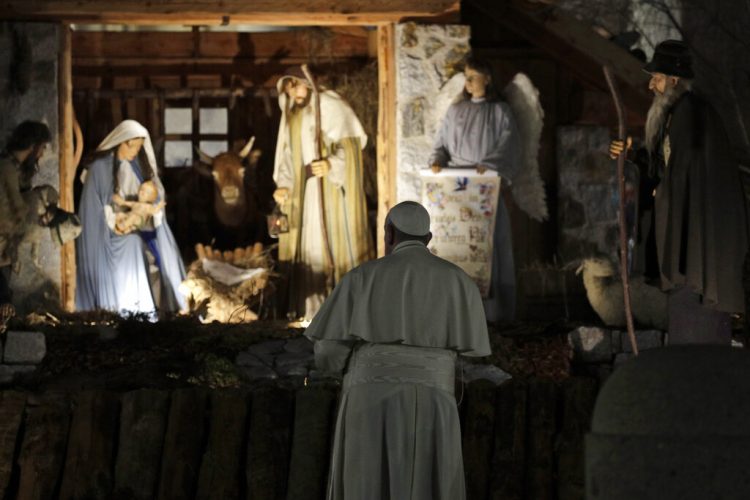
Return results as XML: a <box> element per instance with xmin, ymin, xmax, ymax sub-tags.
<box><xmin>111</xmin><ymin>180</ymin><xmax>166</xmax><ymax>235</ymax></box>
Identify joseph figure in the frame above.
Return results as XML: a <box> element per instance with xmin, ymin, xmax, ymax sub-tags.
<box><xmin>273</xmin><ymin>67</ymin><xmax>373</xmax><ymax>320</ymax></box>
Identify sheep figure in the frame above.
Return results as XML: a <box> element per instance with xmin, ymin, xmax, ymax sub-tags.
<box><xmin>14</xmin><ymin>185</ymin><xmax>81</xmax><ymax>271</ymax></box>
<box><xmin>577</xmin><ymin>256</ymin><xmax>668</xmax><ymax>331</ymax></box>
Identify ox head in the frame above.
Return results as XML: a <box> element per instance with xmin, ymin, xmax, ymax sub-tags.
<box><xmin>195</xmin><ymin>137</ymin><xmax>261</xmax><ymax>206</ymax></box>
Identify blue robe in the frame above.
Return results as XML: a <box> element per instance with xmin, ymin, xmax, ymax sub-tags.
<box><xmin>75</xmin><ymin>153</ymin><xmax>186</xmax><ymax>315</ymax></box>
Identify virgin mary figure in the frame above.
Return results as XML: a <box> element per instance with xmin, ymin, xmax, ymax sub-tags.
<box><xmin>76</xmin><ymin>119</ymin><xmax>186</xmax><ymax>316</ymax></box>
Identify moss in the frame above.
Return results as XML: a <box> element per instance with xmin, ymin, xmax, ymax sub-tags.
<box><xmin>189</xmin><ymin>353</ymin><xmax>242</xmax><ymax>389</ymax></box>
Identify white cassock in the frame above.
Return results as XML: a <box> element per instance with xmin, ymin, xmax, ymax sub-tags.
<box><xmin>305</xmin><ymin>240</ymin><xmax>491</xmax><ymax>500</ymax></box>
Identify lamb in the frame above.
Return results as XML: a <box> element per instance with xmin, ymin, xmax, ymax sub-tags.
<box><xmin>14</xmin><ymin>185</ymin><xmax>81</xmax><ymax>270</ymax></box>
<box><xmin>577</xmin><ymin>256</ymin><xmax>668</xmax><ymax>331</ymax></box>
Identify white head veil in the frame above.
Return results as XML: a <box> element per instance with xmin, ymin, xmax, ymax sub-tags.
<box><xmin>96</xmin><ymin>119</ymin><xmax>158</xmax><ymax>175</ymax></box>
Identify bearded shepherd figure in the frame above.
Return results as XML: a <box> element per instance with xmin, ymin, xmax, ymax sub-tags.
<box><xmin>610</xmin><ymin>40</ymin><xmax>749</xmax><ymax>344</ymax></box>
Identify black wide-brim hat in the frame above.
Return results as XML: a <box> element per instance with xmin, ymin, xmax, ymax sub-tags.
<box><xmin>644</xmin><ymin>39</ymin><xmax>694</xmax><ymax>78</ymax></box>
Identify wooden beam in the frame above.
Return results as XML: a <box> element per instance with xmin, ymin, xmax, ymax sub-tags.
<box><xmin>71</xmin><ymin>61</ymin><xmax>369</xmax><ymax>90</ymax></box>
<box><xmin>72</xmin><ymin>58</ymin><xmax>367</xmax><ymax>75</ymax></box>
<box><xmin>58</xmin><ymin>25</ymin><xmax>75</xmax><ymax>312</ymax></box>
<box><xmin>376</xmin><ymin>23</ymin><xmax>396</xmax><ymax>257</ymax></box>
<box><xmin>467</xmin><ymin>0</ymin><xmax>651</xmax><ymax>116</ymax></box>
<box><xmin>1</xmin><ymin>0</ymin><xmax>459</xmax><ymax>25</ymax></box>
<box><xmin>73</xmin><ymin>88</ymin><xmax>275</xmax><ymax>99</ymax></box>
<box><xmin>72</xmin><ymin>30</ymin><xmax>371</xmax><ymax>59</ymax></box>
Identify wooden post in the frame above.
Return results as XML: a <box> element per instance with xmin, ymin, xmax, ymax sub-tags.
<box><xmin>59</xmin><ymin>24</ymin><xmax>76</xmax><ymax>311</ymax></box>
<box><xmin>376</xmin><ymin>23</ymin><xmax>397</xmax><ymax>257</ymax></box>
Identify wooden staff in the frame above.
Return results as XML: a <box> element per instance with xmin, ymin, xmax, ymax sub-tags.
<box><xmin>603</xmin><ymin>65</ymin><xmax>639</xmax><ymax>356</ymax></box>
<box><xmin>301</xmin><ymin>64</ymin><xmax>335</xmax><ymax>289</ymax></box>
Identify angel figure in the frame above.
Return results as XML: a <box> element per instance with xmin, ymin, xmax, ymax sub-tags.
<box><xmin>429</xmin><ymin>55</ymin><xmax>547</xmax><ymax>323</ymax></box>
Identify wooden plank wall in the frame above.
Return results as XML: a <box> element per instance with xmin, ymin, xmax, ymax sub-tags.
<box><xmin>69</xmin><ymin>28</ymin><xmax>378</xmax><ymax>262</ymax></box>
<box><xmin>0</xmin><ymin>378</ymin><xmax>597</xmax><ymax>500</ymax></box>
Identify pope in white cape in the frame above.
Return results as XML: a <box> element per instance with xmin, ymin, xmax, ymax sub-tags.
<box><xmin>305</xmin><ymin>201</ymin><xmax>490</xmax><ymax>500</ymax></box>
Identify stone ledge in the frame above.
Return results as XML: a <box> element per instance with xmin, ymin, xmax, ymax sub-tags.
<box><xmin>0</xmin><ymin>364</ymin><xmax>36</xmax><ymax>385</ymax></box>
<box><xmin>3</xmin><ymin>331</ymin><xmax>46</xmax><ymax>364</ymax></box>
<box><xmin>568</xmin><ymin>326</ymin><xmax>614</xmax><ymax>363</ymax></box>
<box><xmin>568</xmin><ymin>326</ymin><xmax>666</xmax><ymax>364</ymax></box>
<box><xmin>613</xmin><ymin>330</ymin><xmax>664</xmax><ymax>353</ymax></box>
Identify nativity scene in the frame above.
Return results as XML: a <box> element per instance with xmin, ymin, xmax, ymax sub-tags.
<box><xmin>0</xmin><ymin>0</ymin><xmax>749</xmax><ymax>498</ymax></box>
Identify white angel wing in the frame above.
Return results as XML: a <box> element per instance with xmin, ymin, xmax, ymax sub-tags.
<box><xmin>503</xmin><ymin>73</ymin><xmax>548</xmax><ymax>221</ymax></box>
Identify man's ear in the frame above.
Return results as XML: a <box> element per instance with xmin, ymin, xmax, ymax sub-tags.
<box><xmin>384</xmin><ymin>223</ymin><xmax>394</xmax><ymax>245</ymax></box>
<box><xmin>669</xmin><ymin>76</ymin><xmax>680</xmax><ymax>88</ymax></box>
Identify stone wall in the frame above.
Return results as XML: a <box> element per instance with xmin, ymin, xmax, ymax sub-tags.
<box><xmin>394</xmin><ymin>23</ymin><xmax>470</xmax><ymax>203</ymax></box>
<box><xmin>557</xmin><ymin>126</ymin><xmax>620</xmax><ymax>265</ymax></box>
<box><xmin>0</xmin><ymin>22</ymin><xmax>61</xmax><ymax>313</ymax></box>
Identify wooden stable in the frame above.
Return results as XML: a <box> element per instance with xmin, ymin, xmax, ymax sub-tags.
<box><xmin>4</xmin><ymin>0</ymin><xmax>441</xmax><ymax>309</ymax></box>
<box><xmin>3</xmin><ymin>0</ymin><xmax>649</xmax><ymax>314</ymax></box>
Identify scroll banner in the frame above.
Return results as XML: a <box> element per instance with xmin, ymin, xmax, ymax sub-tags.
<box><xmin>420</xmin><ymin>168</ymin><xmax>501</xmax><ymax>297</ymax></box>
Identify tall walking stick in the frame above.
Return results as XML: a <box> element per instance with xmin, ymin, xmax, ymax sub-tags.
<box><xmin>603</xmin><ymin>65</ymin><xmax>639</xmax><ymax>356</ymax></box>
<box><xmin>301</xmin><ymin>64</ymin><xmax>335</xmax><ymax>291</ymax></box>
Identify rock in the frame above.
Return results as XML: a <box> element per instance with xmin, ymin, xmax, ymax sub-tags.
<box><xmin>614</xmin><ymin>329</ymin><xmax>664</xmax><ymax>353</ymax></box>
<box><xmin>246</xmin><ymin>339</ymin><xmax>286</xmax><ymax>357</ymax></box>
<box><xmin>402</xmin><ymin>97</ymin><xmax>426</xmax><ymax>138</ymax></box>
<box><xmin>423</xmin><ymin>37</ymin><xmax>445</xmax><ymax>58</ymax></box>
<box><xmin>567</xmin><ymin>326</ymin><xmax>614</xmax><ymax>363</ymax></box>
<box><xmin>399</xmin><ymin>22</ymin><xmax>418</xmax><ymax>48</ymax></box>
<box><xmin>614</xmin><ymin>353</ymin><xmax>635</xmax><ymax>367</ymax></box>
<box><xmin>0</xmin><ymin>364</ymin><xmax>36</xmax><ymax>384</ymax></box>
<box><xmin>397</xmin><ymin>56</ymin><xmax>433</xmax><ymax>100</ymax></box>
<box><xmin>284</xmin><ymin>336</ymin><xmax>314</xmax><ymax>353</ymax></box>
<box><xmin>274</xmin><ymin>351</ymin><xmax>314</xmax><ymax>369</ymax></box>
<box><xmin>447</xmin><ymin>25</ymin><xmax>470</xmax><ymax>39</ymax></box>
<box><xmin>587</xmin><ymin>346</ymin><xmax>750</xmax><ymax>499</ymax></box>
<box><xmin>3</xmin><ymin>331</ymin><xmax>46</xmax><ymax>364</ymax></box>
<box><xmin>438</xmin><ymin>44</ymin><xmax>470</xmax><ymax>82</ymax></box>
<box><xmin>237</xmin><ymin>365</ymin><xmax>278</xmax><ymax>381</ymax></box>
<box><xmin>235</xmin><ymin>351</ymin><xmax>271</xmax><ymax>368</ymax></box>
<box><xmin>276</xmin><ymin>364</ymin><xmax>308</xmax><ymax>378</ymax></box>
<box><xmin>463</xmin><ymin>363</ymin><xmax>512</xmax><ymax>385</ymax></box>
<box><xmin>307</xmin><ymin>369</ymin><xmax>342</xmax><ymax>381</ymax></box>
<box><xmin>97</xmin><ymin>325</ymin><xmax>118</xmax><ymax>341</ymax></box>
